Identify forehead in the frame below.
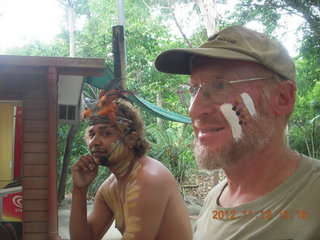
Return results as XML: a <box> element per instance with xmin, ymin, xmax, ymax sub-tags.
<box><xmin>89</xmin><ymin>123</ymin><xmax>113</xmax><ymax>132</ymax></box>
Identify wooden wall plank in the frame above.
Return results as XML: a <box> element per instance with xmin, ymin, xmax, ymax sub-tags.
<box><xmin>24</xmin><ymin>153</ymin><xmax>48</xmax><ymax>164</ymax></box>
<box><xmin>23</xmin><ymin>190</ymin><xmax>48</xmax><ymax>199</ymax></box>
<box><xmin>24</xmin><ymin>132</ymin><xmax>48</xmax><ymax>143</ymax></box>
<box><xmin>0</xmin><ymin>92</ymin><xmax>23</xmax><ymax>100</ymax></box>
<box><xmin>24</xmin><ymin>99</ymin><xmax>48</xmax><ymax>109</ymax></box>
<box><xmin>23</xmin><ymin>177</ymin><xmax>48</xmax><ymax>189</ymax></box>
<box><xmin>24</xmin><ymin>120</ymin><xmax>48</xmax><ymax>132</ymax></box>
<box><xmin>24</xmin><ymin>211</ymin><xmax>48</xmax><ymax>222</ymax></box>
<box><xmin>0</xmin><ymin>76</ymin><xmax>45</xmax><ymax>89</ymax></box>
<box><xmin>24</xmin><ymin>109</ymin><xmax>48</xmax><ymax>121</ymax></box>
<box><xmin>24</xmin><ymin>89</ymin><xmax>47</xmax><ymax>99</ymax></box>
<box><xmin>24</xmin><ymin>143</ymin><xmax>48</xmax><ymax>153</ymax></box>
<box><xmin>24</xmin><ymin>222</ymin><xmax>48</xmax><ymax>233</ymax></box>
<box><xmin>24</xmin><ymin>233</ymin><xmax>49</xmax><ymax>240</ymax></box>
<box><xmin>23</xmin><ymin>200</ymin><xmax>48</xmax><ymax>211</ymax></box>
<box><xmin>24</xmin><ymin>165</ymin><xmax>48</xmax><ymax>177</ymax></box>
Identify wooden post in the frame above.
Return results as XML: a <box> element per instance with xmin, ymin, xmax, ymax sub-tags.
<box><xmin>47</xmin><ymin>67</ymin><xmax>62</xmax><ymax>240</ymax></box>
<box><xmin>112</xmin><ymin>25</ymin><xmax>126</xmax><ymax>90</ymax></box>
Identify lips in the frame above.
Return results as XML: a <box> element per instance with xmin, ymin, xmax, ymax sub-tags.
<box><xmin>91</xmin><ymin>149</ymin><xmax>107</xmax><ymax>157</ymax></box>
<box><xmin>198</xmin><ymin>127</ymin><xmax>225</xmax><ymax>137</ymax></box>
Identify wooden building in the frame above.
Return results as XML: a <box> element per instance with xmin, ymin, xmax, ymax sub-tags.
<box><xmin>0</xmin><ymin>55</ymin><xmax>105</xmax><ymax>240</ymax></box>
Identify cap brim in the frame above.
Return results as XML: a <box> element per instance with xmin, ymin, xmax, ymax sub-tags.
<box><xmin>155</xmin><ymin>48</ymin><xmax>259</xmax><ymax>74</ymax></box>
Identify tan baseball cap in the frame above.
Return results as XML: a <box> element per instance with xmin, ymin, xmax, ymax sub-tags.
<box><xmin>155</xmin><ymin>25</ymin><xmax>296</xmax><ymax>82</ymax></box>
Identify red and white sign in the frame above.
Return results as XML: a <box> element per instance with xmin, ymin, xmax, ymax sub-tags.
<box><xmin>2</xmin><ymin>191</ymin><xmax>23</xmax><ymax>222</ymax></box>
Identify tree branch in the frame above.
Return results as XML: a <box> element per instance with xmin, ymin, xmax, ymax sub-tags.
<box><xmin>169</xmin><ymin>4</ymin><xmax>193</xmax><ymax>48</ymax></box>
<box><xmin>141</xmin><ymin>0</ymin><xmax>152</xmax><ymax>11</ymax></box>
<box><xmin>237</xmin><ymin>3</ymin><xmax>304</xmax><ymax>18</ymax></box>
<box><xmin>57</xmin><ymin>0</ymin><xmax>67</xmax><ymax>7</ymax></box>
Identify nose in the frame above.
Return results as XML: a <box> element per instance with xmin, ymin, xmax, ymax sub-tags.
<box><xmin>189</xmin><ymin>88</ymin><xmax>217</xmax><ymax>120</ymax></box>
<box><xmin>89</xmin><ymin>134</ymin><xmax>102</xmax><ymax>148</ymax></box>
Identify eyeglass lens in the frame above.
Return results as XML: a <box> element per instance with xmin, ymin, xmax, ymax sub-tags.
<box><xmin>178</xmin><ymin>81</ymin><xmax>229</xmax><ymax>107</ymax></box>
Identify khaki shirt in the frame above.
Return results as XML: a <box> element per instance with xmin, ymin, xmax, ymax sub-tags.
<box><xmin>193</xmin><ymin>155</ymin><xmax>320</xmax><ymax>240</ymax></box>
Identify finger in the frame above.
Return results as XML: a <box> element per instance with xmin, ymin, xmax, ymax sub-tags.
<box><xmin>83</xmin><ymin>155</ymin><xmax>98</xmax><ymax>170</ymax></box>
<box><xmin>73</xmin><ymin>155</ymin><xmax>96</xmax><ymax>171</ymax></box>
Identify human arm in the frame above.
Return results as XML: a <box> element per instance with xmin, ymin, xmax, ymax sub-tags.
<box><xmin>120</xmin><ymin>166</ymin><xmax>172</xmax><ymax>240</ymax></box>
<box><xmin>69</xmin><ymin>155</ymin><xmax>113</xmax><ymax>240</ymax></box>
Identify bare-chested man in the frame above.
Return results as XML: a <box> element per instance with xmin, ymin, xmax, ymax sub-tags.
<box><xmin>70</xmin><ymin>90</ymin><xmax>192</xmax><ymax>240</ymax></box>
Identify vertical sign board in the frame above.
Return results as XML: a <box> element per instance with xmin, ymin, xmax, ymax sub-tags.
<box><xmin>0</xmin><ymin>103</ymin><xmax>23</xmax><ymax>239</ymax></box>
<box><xmin>0</xmin><ymin>103</ymin><xmax>17</xmax><ymax>188</ymax></box>
<box><xmin>0</xmin><ymin>187</ymin><xmax>23</xmax><ymax>239</ymax></box>
<box><xmin>14</xmin><ymin>106</ymin><xmax>23</xmax><ymax>179</ymax></box>
<box><xmin>0</xmin><ymin>187</ymin><xmax>23</xmax><ymax>222</ymax></box>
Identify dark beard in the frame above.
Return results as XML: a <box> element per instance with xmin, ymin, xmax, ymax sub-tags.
<box><xmin>99</xmin><ymin>155</ymin><xmax>110</xmax><ymax>167</ymax></box>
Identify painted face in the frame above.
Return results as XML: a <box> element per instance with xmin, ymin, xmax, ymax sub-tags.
<box><xmin>189</xmin><ymin>58</ymin><xmax>274</xmax><ymax>169</ymax></box>
<box><xmin>220</xmin><ymin>92</ymin><xmax>257</xmax><ymax>141</ymax></box>
<box><xmin>88</xmin><ymin>123</ymin><xmax>130</xmax><ymax>167</ymax></box>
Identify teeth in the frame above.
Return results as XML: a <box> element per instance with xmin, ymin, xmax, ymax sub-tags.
<box><xmin>199</xmin><ymin>127</ymin><xmax>224</xmax><ymax>137</ymax></box>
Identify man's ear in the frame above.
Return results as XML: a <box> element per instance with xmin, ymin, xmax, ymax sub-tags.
<box><xmin>272</xmin><ymin>80</ymin><xmax>296</xmax><ymax>116</ymax></box>
<box><xmin>127</xmin><ymin>131</ymin><xmax>138</xmax><ymax>149</ymax></box>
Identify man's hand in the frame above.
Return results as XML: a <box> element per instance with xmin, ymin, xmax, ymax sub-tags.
<box><xmin>72</xmin><ymin>155</ymin><xmax>99</xmax><ymax>189</ymax></box>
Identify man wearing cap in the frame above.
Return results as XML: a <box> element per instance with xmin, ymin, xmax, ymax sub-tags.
<box><xmin>155</xmin><ymin>25</ymin><xmax>320</xmax><ymax>239</ymax></box>
<box><xmin>70</xmin><ymin>91</ymin><xmax>193</xmax><ymax>240</ymax></box>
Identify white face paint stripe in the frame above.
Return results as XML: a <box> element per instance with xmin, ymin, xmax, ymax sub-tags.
<box><xmin>220</xmin><ymin>103</ymin><xmax>242</xmax><ymax>141</ymax></box>
<box><xmin>240</xmin><ymin>92</ymin><xmax>256</xmax><ymax>116</ymax></box>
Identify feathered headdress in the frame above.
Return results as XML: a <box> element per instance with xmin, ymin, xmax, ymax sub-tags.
<box><xmin>82</xmin><ymin>89</ymin><xmax>134</xmax><ymax>126</ymax></box>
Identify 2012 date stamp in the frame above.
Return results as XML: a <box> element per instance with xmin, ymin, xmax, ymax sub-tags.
<box><xmin>211</xmin><ymin>210</ymin><xmax>309</xmax><ymax>220</ymax></box>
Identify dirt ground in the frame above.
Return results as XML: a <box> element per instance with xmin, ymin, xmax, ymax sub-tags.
<box><xmin>181</xmin><ymin>170</ymin><xmax>225</xmax><ymax>202</ymax></box>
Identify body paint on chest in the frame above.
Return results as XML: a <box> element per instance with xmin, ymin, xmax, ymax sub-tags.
<box><xmin>122</xmin><ymin>162</ymin><xmax>142</xmax><ymax>239</ymax></box>
<box><xmin>106</xmin><ymin>162</ymin><xmax>142</xmax><ymax>240</ymax></box>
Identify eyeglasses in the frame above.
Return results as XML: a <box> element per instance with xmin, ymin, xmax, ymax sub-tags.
<box><xmin>177</xmin><ymin>76</ymin><xmax>272</xmax><ymax>107</ymax></box>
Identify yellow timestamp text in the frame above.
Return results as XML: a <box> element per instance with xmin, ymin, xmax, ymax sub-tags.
<box><xmin>211</xmin><ymin>210</ymin><xmax>309</xmax><ymax>220</ymax></box>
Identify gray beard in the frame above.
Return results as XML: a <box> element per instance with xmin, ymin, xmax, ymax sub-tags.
<box><xmin>194</xmin><ymin>115</ymin><xmax>275</xmax><ymax>170</ymax></box>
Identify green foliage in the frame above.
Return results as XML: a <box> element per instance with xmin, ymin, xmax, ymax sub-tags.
<box><xmin>289</xmin><ymin>44</ymin><xmax>320</xmax><ymax>159</ymax></box>
<box><xmin>295</xmin><ymin>57</ymin><xmax>320</xmax><ymax>94</ymax></box>
<box><xmin>9</xmin><ymin>0</ymin><xmax>320</xmax><ymax>197</ymax></box>
<box><xmin>223</xmin><ymin>0</ymin><xmax>280</xmax><ymax>34</ymax></box>
<box><xmin>289</xmin><ymin>79</ymin><xmax>320</xmax><ymax>158</ymax></box>
<box><xmin>57</xmin><ymin>121</ymin><xmax>111</xmax><ymax>198</ymax></box>
<box><xmin>223</xmin><ymin>0</ymin><xmax>320</xmax><ymax>60</ymax></box>
<box><xmin>5</xmin><ymin>38</ymin><xmax>69</xmax><ymax>56</ymax></box>
<box><xmin>146</xmin><ymin>122</ymin><xmax>196</xmax><ymax>182</ymax></box>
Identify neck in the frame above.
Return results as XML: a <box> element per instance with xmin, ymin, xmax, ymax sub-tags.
<box><xmin>109</xmin><ymin>153</ymin><xmax>136</xmax><ymax>179</ymax></box>
<box><xmin>219</xmin><ymin>137</ymin><xmax>301</xmax><ymax>207</ymax></box>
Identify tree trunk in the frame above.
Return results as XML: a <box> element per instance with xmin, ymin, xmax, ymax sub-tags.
<box><xmin>57</xmin><ymin>0</ymin><xmax>78</xmax><ymax>203</ymax></box>
<box><xmin>194</xmin><ymin>0</ymin><xmax>219</xmax><ymax>36</ymax></box>
<box><xmin>68</xmin><ymin>1</ymin><xmax>76</xmax><ymax>57</ymax></box>
<box><xmin>58</xmin><ymin>122</ymin><xmax>80</xmax><ymax>203</ymax></box>
<box><xmin>156</xmin><ymin>91</ymin><xmax>163</xmax><ymax>126</ymax></box>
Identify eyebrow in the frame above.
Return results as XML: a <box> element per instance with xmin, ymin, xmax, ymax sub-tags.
<box><xmin>88</xmin><ymin>125</ymin><xmax>112</xmax><ymax>134</ymax></box>
<box><xmin>97</xmin><ymin>126</ymin><xmax>111</xmax><ymax>130</ymax></box>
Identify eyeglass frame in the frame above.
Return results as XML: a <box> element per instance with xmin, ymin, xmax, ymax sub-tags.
<box><xmin>177</xmin><ymin>76</ymin><xmax>273</xmax><ymax>107</ymax></box>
